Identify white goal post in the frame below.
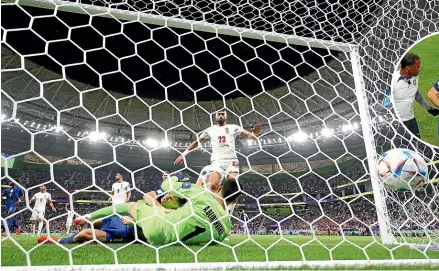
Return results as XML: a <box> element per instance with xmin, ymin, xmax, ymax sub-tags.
<box><xmin>1</xmin><ymin>0</ymin><xmax>439</xmax><ymax>270</ymax></box>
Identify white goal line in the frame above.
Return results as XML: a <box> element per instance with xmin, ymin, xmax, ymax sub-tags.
<box><xmin>5</xmin><ymin>0</ymin><xmax>355</xmax><ymax>52</ymax></box>
<box><xmin>3</xmin><ymin>259</ymin><xmax>439</xmax><ymax>271</ymax></box>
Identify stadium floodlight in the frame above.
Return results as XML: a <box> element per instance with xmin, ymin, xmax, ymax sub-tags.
<box><xmin>160</xmin><ymin>139</ymin><xmax>169</xmax><ymax>147</ymax></box>
<box><xmin>89</xmin><ymin>131</ymin><xmax>106</xmax><ymax>141</ymax></box>
<box><xmin>145</xmin><ymin>138</ymin><xmax>159</xmax><ymax>148</ymax></box>
<box><xmin>292</xmin><ymin>131</ymin><xmax>308</xmax><ymax>142</ymax></box>
<box><xmin>321</xmin><ymin>128</ymin><xmax>333</xmax><ymax>138</ymax></box>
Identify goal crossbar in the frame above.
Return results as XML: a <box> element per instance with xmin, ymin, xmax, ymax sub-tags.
<box><xmin>6</xmin><ymin>0</ymin><xmax>355</xmax><ymax>52</ymax></box>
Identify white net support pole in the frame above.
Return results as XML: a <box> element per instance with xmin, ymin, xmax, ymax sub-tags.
<box><xmin>350</xmin><ymin>47</ymin><xmax>396</xmax><ymax>245</ymax></box>
<box><xmin>4</xmin><ymin>0</ymin><xmax>354</xmax><ymax>52</ymax></box>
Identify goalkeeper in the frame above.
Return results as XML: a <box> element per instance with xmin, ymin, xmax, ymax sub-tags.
<box><xmin>72</xmin><ymin>173</ymin><xmax>238</xmax><ymax>246</ymax></box>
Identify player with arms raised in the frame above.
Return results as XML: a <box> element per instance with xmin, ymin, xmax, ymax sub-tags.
<box><xmin>29</xmin><ymin>185</ymin><xmax>56</xmax><ymax>235</ymax></box>
<box><xmin>174</xmin><ymin>109</ymin><xmax>260</xmax><ymax>192</ymax></box>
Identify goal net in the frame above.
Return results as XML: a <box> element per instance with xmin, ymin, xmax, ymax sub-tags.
<box><xmin>1</xmin><ymin>0</ymin><xmax>438</xmax><ymax>269</ymax></box>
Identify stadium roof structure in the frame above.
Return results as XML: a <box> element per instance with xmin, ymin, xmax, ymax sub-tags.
<box><xmin>1</xmin><ymin>44</ymin><xmax>358</xmax><ymax>139</ymax></box>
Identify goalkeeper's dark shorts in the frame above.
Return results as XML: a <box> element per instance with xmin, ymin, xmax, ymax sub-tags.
<box><xmin>402</xmin><ymin>118</ymin><xmax>420</xmax><ymax>138</ymax></box>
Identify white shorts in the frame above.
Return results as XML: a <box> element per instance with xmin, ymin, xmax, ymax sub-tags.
<box><xmin>210</xmin><ymin>159</ymin><xmax>240</xmax><ymax>182</ymax></box>
<box><xmin>30</xmin><ymin>209</ymin><xmax>45</xmax><ymax>221</ymax></box>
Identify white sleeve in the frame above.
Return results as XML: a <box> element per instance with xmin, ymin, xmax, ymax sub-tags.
<box><xmin>31</xmin><ymin>194</ymin><xmax>36</xmax><ymax>201</ymax></box>
<box><xmin>47</xmin><ymin>193</ymin><xmax>52</xmax><ymax>201</ymax></box>
<box><xmin>125</xmin><ymin>182</ymin><xmax>130</xmax><ymax>191</ymax></box>
<box><xmin>199</xmin><ymin>127</ymin><xmax>210</xmax><ymax>140</ymax></box>
<box><xmin>111</xmin><ymin>183</ymin><xmax>115</xmax><ymax>192</ymax></box>
<box><xmin>234</xmin><ymin>124</ymin><xmax>244</xmax><ymax>136</ymax></box>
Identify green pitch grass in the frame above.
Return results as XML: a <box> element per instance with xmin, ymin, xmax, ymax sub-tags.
<box><xmin>409</xmin><ymin>33</ymin><xmax>439</xmax><ymax>146</ymax></box>
<box><xmin>2</xmin><ymin>235</ymin><xmax>439</xmax><ymax>269</ymax></box>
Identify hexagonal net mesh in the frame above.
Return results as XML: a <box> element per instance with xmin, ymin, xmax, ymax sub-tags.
<box><xmin>0</xmin><ymin>0</ymin><xmax>438</xmax><ymax>269</ymax></box>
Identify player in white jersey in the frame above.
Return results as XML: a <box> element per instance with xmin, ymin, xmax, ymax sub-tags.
<box><xmin>65</xmin><ymin>203</ymin><xmax>74</xmax><ymax>234</ymax></box>
<box><xmin>29</xmin><ymin>185</ymin><xmax>56</xmax><ymax>235</ymax></box>
<box><xmin>391</xmin><ymin>53</ymin><xmax>439</xmax><ymax>138</ymax></box>
<box><xmin>174</xmin><ymin>109</ymin><xmax>260</xmax><ymax>193</ymax></box>
<box><xmin>108</xmin><ymin>172</ymin><xmax>131</xmax><ymax>205</ymax></box>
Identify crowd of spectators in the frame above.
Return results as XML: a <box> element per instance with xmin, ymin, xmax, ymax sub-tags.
<box><xmin>1</xmin><ymin>164</ymin><xmax>438</xmax><ymax>236</ymax></box>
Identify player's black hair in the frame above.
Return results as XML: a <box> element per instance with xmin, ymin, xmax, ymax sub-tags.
<box><xmin>177</xmin><ymin>197</ymin><xmax>187</xmax><ymax>206</ymax></box>
<box><xmin>222</xmin><ymin>180</ymin><xmax>241</xmax><ymax>203</ymax></box>
<box><xmin>400</xmin><ymin>53</ymin><xmax>420</xmax><ymax>69</ymax></box>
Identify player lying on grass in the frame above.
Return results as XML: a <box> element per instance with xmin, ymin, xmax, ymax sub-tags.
<box><xmin>70</xmin><ymin>174</ymin><xmax>239</xmax><ymax>246</ymax></box>
<box><xmin>38</xmin><ymin>214</ymin><xmax>142</xmax><ymax>244</ymax></box>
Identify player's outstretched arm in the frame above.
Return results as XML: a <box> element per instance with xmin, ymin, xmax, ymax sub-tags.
<box><xmin>415</xmin><ymin>90</ymin><xmax>439</xmax><ymax>116</ymax></box>
<box><xmin>241</xmin><ymin>123</ymin><xmax>261</xmax><ymax>140</ymax></box>
<box><xmin>428</xmin><ymin>86</ymin><xmax>439</xmax><ymax>108</ymax></box>
<box><xmin>143</xmin><ymin>191</ymin><xmax>162</xmax><ymax>207</ymax></box>
<box><xmin>174</xmin><ymin>137</ymin><xmax>205</xmax><ymax>164</ymax></box>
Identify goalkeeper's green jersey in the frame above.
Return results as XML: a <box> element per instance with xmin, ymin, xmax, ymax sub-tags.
<box><xmin>135</xmin><ymin>176</ymin><xmax>232</xmax><ymax>246</ymax></box>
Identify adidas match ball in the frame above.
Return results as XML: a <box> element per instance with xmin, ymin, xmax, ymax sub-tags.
<box><xmin>377</xmin><ymin>148</ymin><xmax>427</xmax><ymax>192</ymax></box>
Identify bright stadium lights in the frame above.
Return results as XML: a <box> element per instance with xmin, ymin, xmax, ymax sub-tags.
<box><xmin>37</xmin><ymin>124</ymin><xmax>41</xmax><ymax>128</ymax></box>
<box><xmin>31</xmin><ymin>122</ymin><xmax>35</xmax><ymax>127</ymax></box>
<box><xmin>292</xmin><ymin>131</ymin><xmax>308</xmax><ymax>142</ymax></box>
<box><xmin>146</xmin><ymin>138</ymin><xmax>159</xmax><ymax>148</ymax></box>
<box><xmin>89</xmin><ymin>131</ymin><xmax>106</xmax><ymax>141</ymax></box>
<box><xmin>321</xmin><ymin>128</ymin><xmax>333</xmax><ymax>138</ymax></box>
<box><xmin>342</xmin><ymin>124</ymin><xmax>354</xmax><ymax>132</ymax></box>
<box><xmin>160</xmin><ymin>139</ymin><xmax>169</xmax><ymax>147</ymax></box>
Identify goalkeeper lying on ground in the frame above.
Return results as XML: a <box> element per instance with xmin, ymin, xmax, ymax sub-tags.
<box><xmin>39</xmin><ymin>173</ymin><xmax>239</xmax><ymax>246</ymax></box>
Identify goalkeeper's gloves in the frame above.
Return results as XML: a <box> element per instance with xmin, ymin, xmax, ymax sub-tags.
<box><xmin>427</xmin><ymin>108</ymin><xmax>439</xmax><ymax>116</ymax></box>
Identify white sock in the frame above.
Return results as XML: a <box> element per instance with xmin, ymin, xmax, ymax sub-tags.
<box><xmin>32</xmin><ymin>224</ymin><xmax>36</xmax><ymax>235</ymax></box>
<box><xmin>66</xmin><ymin>224</ymin><xmax>70</xmax><ymax>235</ymax></box>
<box><xmin>37</xmin><ymin>221</ymin><xmax>43</xmax><ymax>234</ymax></box>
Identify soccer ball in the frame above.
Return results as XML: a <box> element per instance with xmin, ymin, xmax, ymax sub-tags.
<box><xmin>377</xmin><ymin>148</ymin><xmax>428</xmax><ymax>192</ymax></box>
